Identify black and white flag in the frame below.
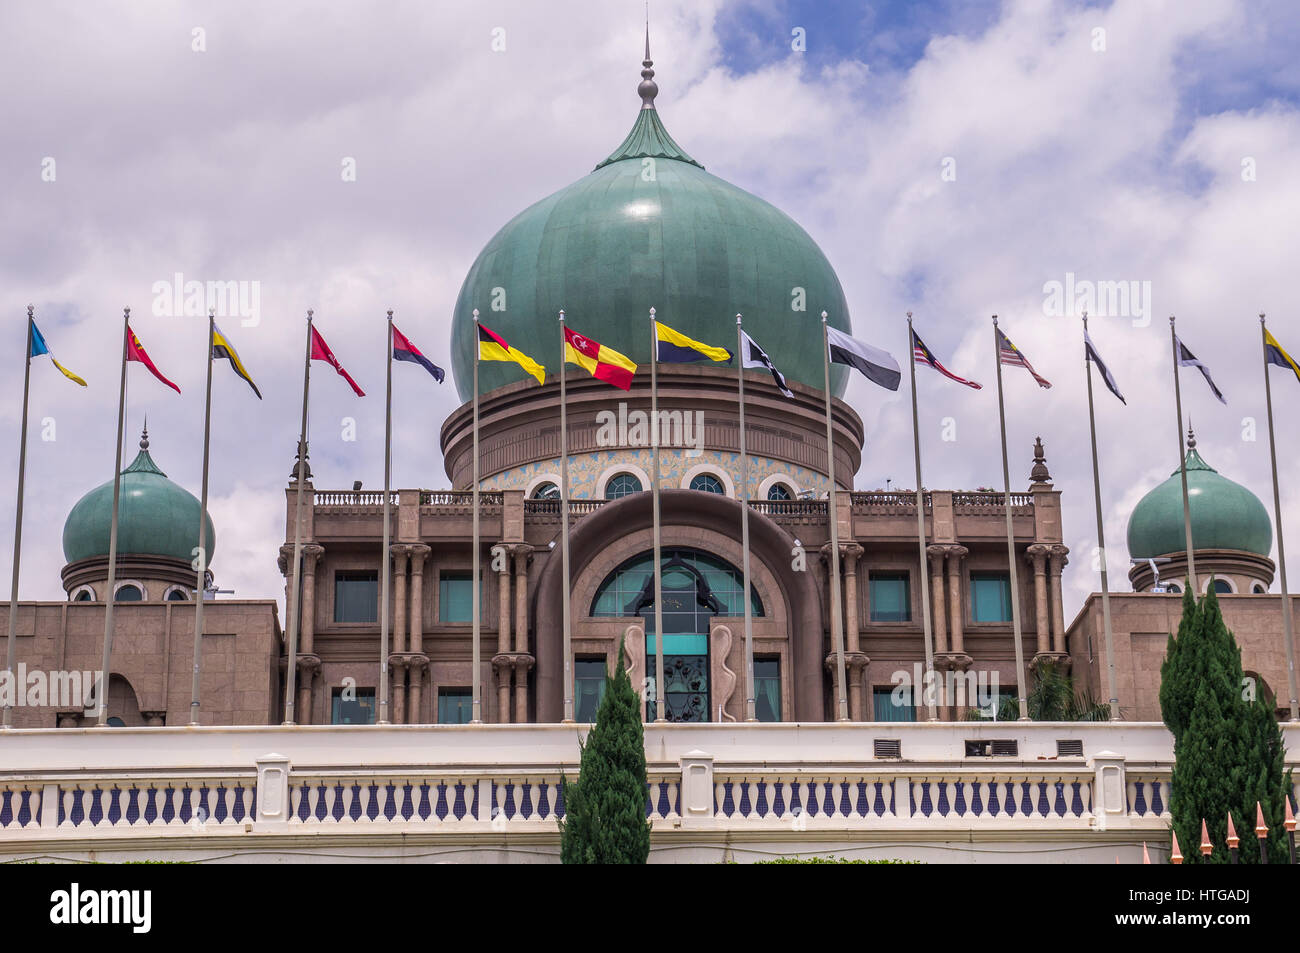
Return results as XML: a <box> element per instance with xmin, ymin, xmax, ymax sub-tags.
<box><xmin>1084</xmin><ymin>329</ymin><xmax>1126</xmax><ymax>404</ymax></box>
<box><xmin>827</xmin><ymin>325</ymin><xmax>901</xmax><ymax>391</ymax></box>
<box><xmin>1175</xmin><ymin>336</ymin><xmax>1227</xmax><ymax>405</ymax></box>
<box><xmin>740</xmin><ymin>330</ymin><xmax>793</xmax><ymax>397</ymax></box>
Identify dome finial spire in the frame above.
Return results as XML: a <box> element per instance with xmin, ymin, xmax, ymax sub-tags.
<box><xmin>140</xmin><ymin>417</ymin><xmax>149</xmax><ymax>451</ymax></box>
<box><xmin>639</xmin><ymin>6</ymin><xmax>658</xmax><ymax>109</ymax></box>
<box><xmin>1187</xmin><ymin>420</ymin><xmax>1196</xmax><ymax>450</ymax></box>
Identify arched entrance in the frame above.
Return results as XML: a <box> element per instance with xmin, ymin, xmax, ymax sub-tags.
<box><xmin>592</xmin><ymin>549</ymin><xmax>762</xmax><ymax>721</ymax></box>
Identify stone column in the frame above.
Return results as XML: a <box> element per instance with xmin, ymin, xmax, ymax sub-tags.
<box><xmin>300</xmin><ymin>544</ymin><xmax>324</xmax><ymax>655</ymax></box>
<box><xmin>390</xmin><ymin>657</ymin><xmax>406</xmax><ymax>724</ymax></box>
<box><xmin>391</xmin><ymin>545</ymin><xmax>408</xmax><ymax>655</ymax></box>
<box><xmin>298</xmin><ymin>545</ymin><xmax>324</xmax><ymax>723</ymax></box>
<box><xmin>927</xmin><ymin>545</ymin><xmax>948</xmax><ymax>654</ymax></box>
<box><xmin>408</xmin><ymin>545</ymin><xmax>430</xmax><ymax>654</ymax></box>
<box><xmin>946</xmin><ymin>546</ymin><xmax>968</xmax><ymax>655</ymax></box>
<box><xmin>296</xmin><ymin>656</ymin><xmax>320</xmax><ymax>726</ymax></box>
<box><xmin>1048</xmin><ymin>546</ymin><xmax>1069</xmax><ymax>654</ymax></box>
<box><xmin>513</xmin><ymin>545</ymin><xmax>533</xmax><ymax>723</ymax></box>
<box><xmin>406</xmin><ymin>657</ymin><xmax>428</xmax><ymax>724</ymax></box>
<box><xmin>497</xmin><ymin>545</ymin><xmax>512</xmax><ymax>723</ymax></box>
<box><xmin>1026</xmin><ymin>545</ymin><xmax>1051</xmax><ymax>656</ymax></box>
<box><xmin>842</xmin><ymin>543</ymin><xmax>864</xmax><ymax>721</ymax></box>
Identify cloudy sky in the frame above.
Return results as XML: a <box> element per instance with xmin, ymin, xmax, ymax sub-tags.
<box><xmin>2</xmin><ymin>0</ymin><xmax>1298</xmax><ymax>622</ymax></box>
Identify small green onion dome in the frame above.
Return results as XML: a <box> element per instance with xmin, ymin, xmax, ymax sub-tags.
<box><xmin>1126</xmin><ymin>435</ymin><xmax>1272</xmax><ymax>559</ymax></box>
<box><xmin>449</xmin><ymin>45</ymin><xmax>852</xmax><ymax>401</ymax></box>
<box><xmin>62</xmin><ymin>427</ymin><xmax>216</xmax><ymax>565</ymax></box>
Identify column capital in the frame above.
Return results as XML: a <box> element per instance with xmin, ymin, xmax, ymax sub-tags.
<box><xmin>841</xmin><ymin>542</ymin><xmax>864</xmax><ymax>563</ymax></box>
<box><xmin>407</xmin><ymin>543</ymin><xmax>431</xmax><ymax>560</ymax></box>
<box><xmin>390</xmin><ymin>542</ymin><xmax>411</xmax><ymax>560</ymax></box>
<box><xmin>1026</xmin><ymin>543</ymin><xmax>1052</xmax><ymax>571</ymax></box>
<box><xmin>944</xmin><ymin>544</ymin><xmax>969</xmax><ymax>561</ymax></box>
<box><xmin>492</xmin><ymin>651</ymin><xmax>535</xmax><ymax>672</ymax></box>
<box><xmin>1048</xmin><ymin>544</ymin><xmax>1070</xmax><ymax>571</ymax></box>
<box><xmin>295</xmin><ymin>654</ymin><xmax>321</xmax><ymax>675</ymax></box>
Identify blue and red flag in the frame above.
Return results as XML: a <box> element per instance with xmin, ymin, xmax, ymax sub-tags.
<box><xmin>393</xmin><ymin>325</ymin><xmax>444</xmax><ymax>383</ymax></box>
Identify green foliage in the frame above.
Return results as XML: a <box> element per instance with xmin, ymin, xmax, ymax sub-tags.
<box><xmin>961</xmin><ymin>660</ymin><xmax>1111</xmax><ymax>721</ymax></box>
<box><xmin>1160</xmin><ymin>583</ymin><xmax>1292</xmax><ymax>863</ymax></box>
<box><xmin>558</xmin><ymin>638</ymin><xmax>650</xmax><ymax>864</ymax></box>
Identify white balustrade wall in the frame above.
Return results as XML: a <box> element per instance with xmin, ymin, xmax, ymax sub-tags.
<box><xmin>0</xmin><ymin>723</ymin><xmax>1294</xmax><ymax>863</ymax></box>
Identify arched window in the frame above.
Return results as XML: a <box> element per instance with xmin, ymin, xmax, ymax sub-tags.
<box><xmin>1166</xmin><ymin>583</ymin><xmax>1182</xmax><ymax>594</ymax></box>
<box><xmin>1212</xmin><ymin>579</ymin><xmax>1233</xmax><ymax>595</ymax></box>
<box><xmin>1253</xmin><ymin>583</ymin><xmax>1267</xmax><ymax>594</ymax></box>
<box><xmin>689</xmin><ymin>474</ymin><xmax>724</xmax><ymax>494</ymax></box>
<box><xmin>166</xmin><ymin>588</ymin><xmax>190</xmax><ymax>602</ymax></box>
<box><xmin>106</xmin><ymin>716</ymin><xmax>126</xmax><ymax>728</ymax></box>
<box><xmin>531</xmin><ymin>481</ymin><xmax>560</xmax><ymax>500</ymax></box>
<box><xmin>591</xmin><ymin>549</ymin><xmax>763</xmax><ymax>618</ymax></box>
<box><xmin>766</xmin><ymin>483</ymin><xmax>793</xmax><ymax>501</ymax></box>
<box><xmin>72</xmin><ymin>587</ymin><xmax>94</xmax><ymax>602</ymax></box>
<box><xmin>115</xmin><ymin>585</ymin><xmax>143</xmax><ymax>603</ymax></box>
<box><xmin>604</xmin><ymin>473</ymin><xmax>642</xmax><ymax>499</ymax></box>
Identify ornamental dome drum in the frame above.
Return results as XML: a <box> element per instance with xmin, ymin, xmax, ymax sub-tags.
<box><xmin>449</xmin><ymin>43</ymin><xmax>852</xmax><ymax>401</ymax></box>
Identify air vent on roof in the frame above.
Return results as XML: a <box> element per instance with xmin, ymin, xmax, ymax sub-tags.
<box><xmin>991</xmin><ymin>740</ymin><xmax>1019</xmax><ymax>757</ymax></box>
<box><xmin>1056</xmin><ymin>739</ymin><xmax>1084</xmax><ymax>758</ymax></box>
<box><xmin>873</xmin><ymin>739</ymin><xmax>901</xmax><ymax>759</ymax></box>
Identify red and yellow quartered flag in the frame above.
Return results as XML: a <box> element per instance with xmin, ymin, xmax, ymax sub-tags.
<box><xmin>563</xmin><ymin>326</ymin><xmax>637</xmax><ymax>390</ymax></box>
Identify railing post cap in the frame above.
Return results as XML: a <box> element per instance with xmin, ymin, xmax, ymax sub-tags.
<box><xmin>257</xmin><ymin>752</ymin><xmax>290</xmax><ymax>764</ymax></box>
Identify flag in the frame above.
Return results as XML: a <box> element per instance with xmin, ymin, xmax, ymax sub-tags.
<box><xmin>392</xmin><ymin>325</ymin><xmax>444</xmax><ymax>382</ymax></box>
<box><xmin>996</xmin><ymin>328</ymin><xmax>1051</xmax><ymax>388</ymax></box>
<box><xmin>911</xmin><ymin>329</ymin><xmax>982</xmax><ymax>389</ymax></box>
<box><xmin>1265</xmin><ymin>328</ymin><xmax>1300</xmax><ymax>384</ymax></box>
<box><xmin>1175</xmin><ymin>336</ymin><xmax>1225</xmax><ymax>404</ymax></box>
<box><xmin>1084</xmin><ymin>329</ymin><xmax>1126</xmax><ymax>404</ymax></box>
<box><xmin>826</xmin><ymin>325</ymin><xmax>900</xmax><ymax>391</ymax></box>
<box><xmin>478</xmin><ymin>323</ymin><xmax>545</xmax><ymax>385</ymax></box>
<box><xmin>29</xmin><ymin>321</ymin><xmax>86</xmax><ymax>386</ymax></box>
<box><xmin>655</xmin><ymin>321</ymin><xmax>732</xmax><ymax>364</ymax></box>
<box><xmin>126</xmin><ymin>326</ymin><xmax>180</xmax><ymax>394</ymax></box>
<box><xmin>739</xmin><ymin>330</ymin><xmax>792</xmax><ymax>397</ymax></box>
<box><xmin>564</xmin><ymin>326</ymin><xmax>637</xmax><ymax>390</ymax></box>
<box><xmin>310</xmin><ymin>325</ymin><xmax>365</xmax><ymax>396</ymax></box>
<box><xmin>212</xmin><ymin>323</ymin><xmax>262</xmax><ymax>399</ymax></box>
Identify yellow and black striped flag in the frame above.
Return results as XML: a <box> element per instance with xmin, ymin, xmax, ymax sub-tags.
<box><xmin>478</xmin><ymin>322</ymin><xmax>546</xmax><ymax>385</ymax></box>
<box><xmin>212</xmin><ymin>323</ymin><xmax>262</xmax><ymax>398</ymax></box>
<box><xmin>1265</xmin><ymin>328</ymin><xmax>1300</xmax><ymax>385</ymax></box>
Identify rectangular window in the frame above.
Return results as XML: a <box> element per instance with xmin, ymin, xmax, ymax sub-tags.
<box><xmin>334</xmin><ymin>571</ymin><xmax>378</xmax><ymax>623</ymax></box>
<box><xmin>575</xmin><ymin>659</ymin><xmax>607</xmax><ymax>723</ymax></box>
<box><xmin>869</xmin><ymin>572</ymin><xmax>911</xmax><ymax>622</ymax></box>
<box><xmin>438</xmin><ymin>688</ymin><xmax>473</xmax><ymax>724</ymax></box>
<box><xmin>754</xmin><ymin>658</ymin><xmax>781</xmax><ymax>722</ymax></box>
<box><xmin>873</xmin><ymin>686</ymin><xmax>916</xmax><ymax>722</ymax></box>
<box><xmin>438</xmin><ymin>571</ymin><xmax>478</xmax><ymax>623</ymax></box>
<box><xmin>331</xmin><ymin>687</ymin><xmax>376</xmax><ymax>724</ymax></box>
<box><xmin>970</xmin><ymin>572</ymin><xmax>1013</xmax><ymax>622</ymax></box>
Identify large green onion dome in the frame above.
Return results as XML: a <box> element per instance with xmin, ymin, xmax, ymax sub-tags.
<box><xmin>449</xmin><ymin>43</ymin><xmax>852</xmax><ymax>401</ymax></box>
<box><xmin>62</xmin><ymin>428</ymin><xmax>216</xmax><ymax>565</ymax></box>
<box><xmin>1126</xmin><ymin>434</ymin><xmax>1272</xmax><ymax>559</ymax></box>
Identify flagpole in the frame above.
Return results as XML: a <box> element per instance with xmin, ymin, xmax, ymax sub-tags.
<box><xmin>737</xmin><ymin>315</ymin><xmax>756</xmax><ymax>721</ymax></box>
<box><xmin>1169</xmin><ymin>316</ymin><xmax>1197</xmax><ymax>590</ymax></box>
<box><xmin>471</xmin><ymin>310</ymin><xmax>483</xmax><ymax>724</ymax></box>
<box><xmin>1083</xmin><ymin>314</ymin><xmax>1121</xmax><ymax>720</ymax></box>
<box><xmin>3</xmin><ymin>307</ymin><xmax>37</xmax><ymax>729</ymax></box>
<box><xmin>96</xmin><ymin>307</ymin><xmax>131</xmax><ymax>726</ymax></box>
<box><xmin>1261</xmin><ymin>314</ymin><xmax>1299</xmax><ymax>721</ymax></box>
<box><xmin>282</xmin><ymin>309</ymin><xmax>313</xmax><ymax>725</ymax></box>
<box><xmin>650</xmin><ymin>309</ymin><xmax>666</xmax><ymax>722</ymax></box>
<box><xmin>907</xmin><ymin>314</ymin><xmax>938</xmax><ymax>722</ymax></box>
<box><xmin>380</xmin><ymin>310</ymin><xmax>394</xmax><ymax>725</ymax></box>
<box><xmin>820</xmin><ymin>313</ymin><xmax>849</xmax><ymax>722</ymax></box>
<box><xmin>992</xmin><ymin>316</ymin><xmax>1030</xmax><ymax>721</ymax></box>
<box><xmin>559</xmin><ymin>310</ymin><xmax>574</xmax><ymax>723</ymax></box>
<box><xmin>188</xmin><ymin>310</ymin><xmax>216</xmax><ymax>724</ymax></box>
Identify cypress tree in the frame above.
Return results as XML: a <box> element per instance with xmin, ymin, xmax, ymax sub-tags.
<box><xmin>558</xmin><ymin>638</ymin><xmax>651</xmax><ymax>864</ymax></box>
<box><xmin>1161</xmin><ymin>584</ymin><xmax>1291</xmax><ymax>863</ymax></box>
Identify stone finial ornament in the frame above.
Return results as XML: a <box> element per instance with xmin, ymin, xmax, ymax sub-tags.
<box><xmin>1030</xmin><ymin>436</ymin><xmax>1051</xmax><ymax>484</ymax></box>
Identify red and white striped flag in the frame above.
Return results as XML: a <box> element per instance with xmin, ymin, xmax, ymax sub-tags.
<box><xmin>911</xmin><ymin>328</ymin><xmax>982</xmax><ymax>389</ymax></box>
<box><xmin>996</xmin><ymin>328</ymin><xmax>1051</xmax><ymax>389</ymax></box>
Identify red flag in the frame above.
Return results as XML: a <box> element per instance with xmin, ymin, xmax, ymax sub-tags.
<box><xmin>310</xmin><ymin>325</ymin><xmax>365</xmax><ymax>396</ymax></box>
<box><xmin>125</xmin><ymin>326</ymin><xmax>181</xmax><ymax>394</ymax></box>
